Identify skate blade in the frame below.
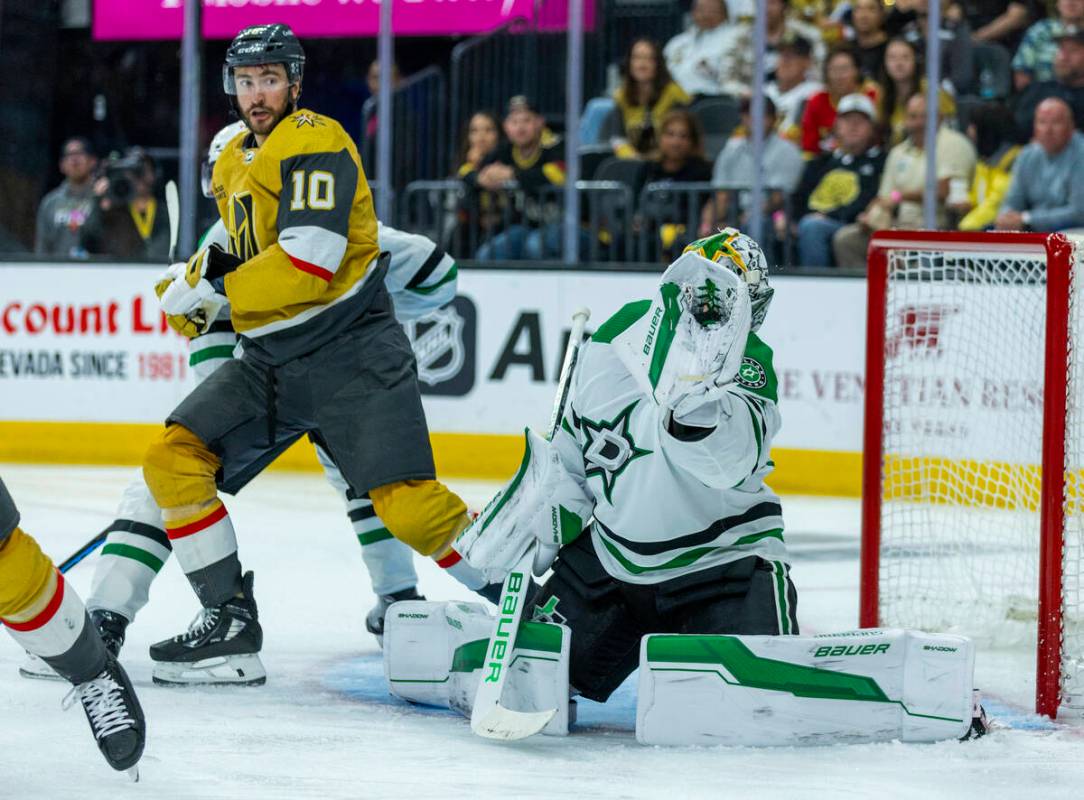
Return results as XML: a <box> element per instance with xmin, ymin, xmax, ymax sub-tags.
<box><xmin>127</xmin><ymin>766</ymin><xmax>139</xmax><ymax>783</ymax></box>
<box><xmin>18</xmin><ymin>653</ymin><xmax>64</xmax><ymax>682</ymax></box>
<box><xmin>151</xmin><ymin>653</ymin><xmax>267</xmax><ymax>687</ymax></box>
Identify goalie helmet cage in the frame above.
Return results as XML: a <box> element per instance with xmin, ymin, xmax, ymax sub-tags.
<box><xmin>860</xmin><ymin>230</ymin><xmax>1081</xmax><ymax>719</ymax></box>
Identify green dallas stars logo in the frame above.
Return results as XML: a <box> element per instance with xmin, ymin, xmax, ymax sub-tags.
<box><xmin>580</xmin><ymin>400</ymin><xmax>653</xmax><ymax>504</ymax></box>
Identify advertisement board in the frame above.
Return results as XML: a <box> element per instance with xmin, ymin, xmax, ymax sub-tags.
<box><xmin>93</xmin><ymin>0</ymin><xmax>593</xmax><ymax>41</ymax></box>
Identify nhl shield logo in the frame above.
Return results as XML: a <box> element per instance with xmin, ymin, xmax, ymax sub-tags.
<box><xmin>405</xmin><ymin>296</ymin><xmax>477</xmax><ymax>396</ymax></box>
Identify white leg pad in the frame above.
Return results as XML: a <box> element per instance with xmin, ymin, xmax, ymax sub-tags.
<box><xmin>636</xmin><ymin>629</ymin><xmax>975</xmax><ymax>746</ymax></box>
<box><xmin>384</xmin><ymin>600</ymin><xmax>571</xmax><ymax>735</ymax></box>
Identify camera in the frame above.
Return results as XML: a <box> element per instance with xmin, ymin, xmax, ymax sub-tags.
<box><xmin>102</xmin><ymin>150</ymin><xmax>149</xmax><ymax>206</ymax></box>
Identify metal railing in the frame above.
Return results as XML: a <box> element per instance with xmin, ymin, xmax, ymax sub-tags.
<box><xmin>362</xmin><ymin>66</ymin><xmax>448</xmax><ymax>194</ymax></box>
<box><xmin>400</xmin><ymin>178</ymin><xmax>796</xmax><ymax>264</ymax></box>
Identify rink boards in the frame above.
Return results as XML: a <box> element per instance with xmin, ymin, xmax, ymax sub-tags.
<box><xmin>0</xmin><ymin>261</ymin><xmax>888</xmax><ymax>495</ymax></box>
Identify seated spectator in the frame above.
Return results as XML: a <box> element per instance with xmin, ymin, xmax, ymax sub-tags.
<box><xmin>996</xmin><ymin>97</ymin><xmax>1084</xmax><ymax>231</ymax></box>
<box><xmin>639</xmin><ymin>109</ymin><xmax>714</xmax><ymax>259</ymax></box>
<box><xmin>833</xmin><ymin>93</ymin><xmax>977</xmax><ymax>268</ymax></box>
<box><xmin>895</xmin><ymin>0</ymin><xmax>974</xmax><ymax>93</ymax></box>
<box><xmin>952</xmin><ymin>0</ymin><xmax>1034</xmax><ymax>51</ymax></box>
<box><xmin>766</xmin><ymin>35</ymin><xmax>823</xmax><ymax>143</ymax></box>
<box><xmin>878</xmin><ymin>37</ymin><xmax>956</xmax><ymax>146</ymax></box>
<box><xmin>1013</xmin><ymin>0</ymin><xmax>1084</xmax><ymax>90</ymax></box>
<box><xmin>849</xmin><ymin>0</ymin><xmax>890</xmax><ymax>79</ymax></box>
<box><xmin>663</xmin><ymin>0</ymin><xmax>735</xmax><ymax>97</ymax></box>
<box><xmin>454</xmin><ymin>110</ymin><xmax>504</xmax><ymax>247</ymax></box>
<box><xmin>612</xmin><ymin>38</ymin><xmax>691</xmax><ymax>156</ymax></box>
<box><xmin>35</xmin><ymin>137</ymin><xmax>97</xmax><ymax>258</ymax></box>
<box><xmin>700</xmin><ymin>96</ymin><xmax>804</xmax><ymax>234</ymax></box>
<box><xmin>456</xmin><ymin>111</ymin><xmax>502</xmax><ymax>178</ymax></box>
<box><xmin>1014</xmin><ymin>27</ymin><xmax>1084</xmax><ymax>140</ymax></box>
<box><xmin>790</xmin><ymin>93</ymin><xmax>886</xmax><ymax>266</ymax></box>
<box><xmin>720</xmin><ymin>0</ymin><xmax>826</xmax><ymax>96</ymax></box>
<box><xmin>641</xmin><ymin>109</ymin><xmax>714</xmax><ymax>185</ymax></box>
<box><xmin>80</xmin><ymin>148</ymin><xmax>170</xmax><ymax>260</ymax></box>
<box><xmin>464</xmin><ymin>96</ymin><xmax>566</xmax><ymax>261</ymax></box>
<box><xmin>952</xmin><ymin>102</ymin><xmax>1020</xmax><ymax>230</ymax></box>
<box><xmin>801</xmin><ymin>46</ymin><xmax>880</xmax><ymax>155</ymax></box>
<box><xmin>364</xmin><ymin>58</ymin><xmax>402</xmax><ymax>141</ymax></box>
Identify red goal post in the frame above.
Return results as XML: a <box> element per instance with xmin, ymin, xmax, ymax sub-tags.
<box><xmin>860</xmin><ymin>230</ymin><xmax>1079</xmax><ymax>719</ymax></box>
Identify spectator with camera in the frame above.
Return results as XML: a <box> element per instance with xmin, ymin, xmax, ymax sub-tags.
<box><xmin>79</xmin><ymin>148</ymin><xmax>170</xmax><ymax>260</ymax></box>
<box><xmin>996</xmin><ymin>97</ymin><xmax>1084</xmax><ymax>231</ymax></box>
<box><xmin>789</xmin><ymin>93</ymin><xmax>886</xmax><ymax>266</ymax></box>
<box><xmin>34</xmin><ymin>137</ymin><xmax>98</xmax><ymax>258</ymax></box>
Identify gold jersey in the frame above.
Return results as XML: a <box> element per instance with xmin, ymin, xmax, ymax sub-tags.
<box><xmin>211</xmin><ymin>108</ymin><xmax>381</xmax><ymax>363</ymax></box>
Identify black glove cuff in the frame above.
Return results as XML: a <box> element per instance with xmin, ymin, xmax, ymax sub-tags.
<box><xmin>204</xmin><ymin>244</ymin><xmax>244</xmax><ymax>280</ymax></box>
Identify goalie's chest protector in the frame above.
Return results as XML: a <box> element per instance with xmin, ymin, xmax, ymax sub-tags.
<box><xmin>570</xmin><ymin>343</ymin><xmax>786</xmax><ymax>585</ymax></box>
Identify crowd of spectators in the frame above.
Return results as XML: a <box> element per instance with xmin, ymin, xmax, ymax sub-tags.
<box><xmin>31</xmin><ymin>0</ymin><xmax>1084</xmax><ymax>267</ymax></box>
<box><xmin>445</xmin><ymin>0</ymin><xmax>1084</xmax><ymax>266</ymax></box>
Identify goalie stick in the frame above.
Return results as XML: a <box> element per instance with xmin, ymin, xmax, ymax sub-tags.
<box><xmin>470</xmin><ymin>307</ymin><xmax>591</xmax><ymax>741</ymax></box>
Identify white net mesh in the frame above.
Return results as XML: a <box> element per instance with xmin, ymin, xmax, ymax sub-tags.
<box><xmin>877</xmin><ymin>242</ymin><xmax>1081</xmax><ymax>711</ymax></box>
<box><xmin>1064</xmin><ymin>242</ymin><xmax>1084</xmax><ymax>711</ymax></box>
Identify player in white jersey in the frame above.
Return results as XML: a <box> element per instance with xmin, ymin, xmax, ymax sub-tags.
<box><xmin>457</xmin><ymin>228</ymin><xmax>796</xmax><ymax>703</ymax></box>
<box><xmin>20</xmin><ymin>123</ymin><xmax>486</xmax><ymax>683</ymax></box>
<box><xmin>396</xmin><ymin>230</ymin><xmax>987</xmax><ymax>744</ymax></box>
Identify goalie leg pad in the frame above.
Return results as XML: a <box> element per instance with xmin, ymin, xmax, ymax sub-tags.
<box><xmin>636</xmin><ymin>629</ymin><xmax>975</xmax><ymax>746</ymax></box>
<box><xmin>384</xmin><ymin>600</ymin><xmax>572</xmax><ymax>735</ymax></box>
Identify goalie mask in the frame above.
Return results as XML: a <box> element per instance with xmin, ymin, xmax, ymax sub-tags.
<box><xmin>609</xmin><ymin>244</ymin><xmax>753</xmax><ymax>409</ymax></box>
<box><xmin>683</xmin><ymin>228</ymin><xmax>774</xmax><ymax>331</ymax></box>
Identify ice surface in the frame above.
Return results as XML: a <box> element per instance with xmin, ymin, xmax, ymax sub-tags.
<box><xmin>1</xmin><ymin>465</ymin><xmax>1081</xmax><ymax>799</ymax></box>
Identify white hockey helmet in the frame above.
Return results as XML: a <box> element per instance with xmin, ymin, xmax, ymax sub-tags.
<box><xmin>201</xmin><ymin>120</ymin><xmax>247</xmax><ymax>198</ymax></box>
<box><xmin>682</xmin><ymin>227</ymin><xmax>774</xmax><ymax>331</ymax></box>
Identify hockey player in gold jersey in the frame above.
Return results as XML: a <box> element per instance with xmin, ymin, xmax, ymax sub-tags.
<box><xmin>0</xmin><ymin>476</ymin><xmax>145</xmax><ymax>775</ymax></box>
<box><xmin>149</xmin><ymin>24</ymin><xmax>479</xmax><ymax>685</ymax></box>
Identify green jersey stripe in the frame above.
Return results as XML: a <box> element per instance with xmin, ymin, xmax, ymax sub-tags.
<box><xmin>598</xmin><ymin>528</ymin><xmax>783</xmax><ymax>575</ymax></box>
<box><xmin>357</xmin><ymin>528</ymin><xmax>394</xmax><ymax>546</ymax></box>
<box><xmin>101</xmin><ymin>543</ymin><xmax>165</xmax><ymax>573</ymax></box>
<box><xmin>408</xmin><ymin>265</ymin><xmax>457</xmax><ymax>295</ymax></box>
<box><xmin>189</xmin><ymin>345</ymin><xmax>237</xmax><ymax>366</ymax></box>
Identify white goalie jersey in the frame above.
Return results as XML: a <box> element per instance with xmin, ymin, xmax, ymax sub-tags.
<box><xmin>554</xmin><ymin>305</ymin><xmax>787</xmax><ymax>585</ymax></box>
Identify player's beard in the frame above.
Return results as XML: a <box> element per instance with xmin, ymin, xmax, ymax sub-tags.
<box><xmin>242</xmin><ymin>99</ymin><xmax>290</xmax><ymax>137</ymax></box>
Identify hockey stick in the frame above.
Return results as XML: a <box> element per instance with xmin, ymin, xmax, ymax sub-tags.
<box><xmin>165</xmin><ymin>179</ymin><xmax>180</xmax><ymax>262</ymax></box>
<box><xmin>470</xmin><ymin>307</ymin><xmax>591</xmax><ymax>742</ymax></box>
<box><xmin>57</xmin><ymin>527</ymin><xmax>110</xmax><ymax>574</ymax></box>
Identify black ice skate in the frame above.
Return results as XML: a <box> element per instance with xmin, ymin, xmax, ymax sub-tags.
<box><xmin>960</xmin><ymin>690</ymin><xmax>990</xmax><ymax>740</ymax></box>
<box><xmin>20</xmin><ymin>609</ymin><xmax>129</xmax><ymax>681</ymax></box>
<box><xmin>149</xmin><ymin>570</ymin><xmax>266</xmax><ymax>686</ymax></box>
<box><xmin>366</xmin><ymin>586</ymin><xmax>425</xmax><ymax>645</ymax></box>
<box><xmin>63</xmin><ymin>651</ymin><xmax>146</xmax><ymax>780</ymax></box>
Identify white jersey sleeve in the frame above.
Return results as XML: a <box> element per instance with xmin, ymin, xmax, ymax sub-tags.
<box><xmin>188</xmin><ymin>218</ymin><xmax>237</xmax><ymax>380</ymax></box>
<box><xmin>378</xmin><ymin>223</ymin><xmax>458</xmax><ymax>321</ymax></box>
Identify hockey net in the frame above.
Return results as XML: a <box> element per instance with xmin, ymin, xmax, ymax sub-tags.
<box><xmin>860</xmin><ymin>231</ymin><xmax>1083</xmax><ymax>718</ymax></box>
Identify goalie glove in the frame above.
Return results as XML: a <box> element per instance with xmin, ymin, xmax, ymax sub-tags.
<box><xmin>454</xmin><ymin>429</ymin><xmax>594</xmax><ymax>581</ymax></box>
<box><xmin>609</xmin><ymin>249</ymin><xmax>752</xmax><ymax>411</ymax></box>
